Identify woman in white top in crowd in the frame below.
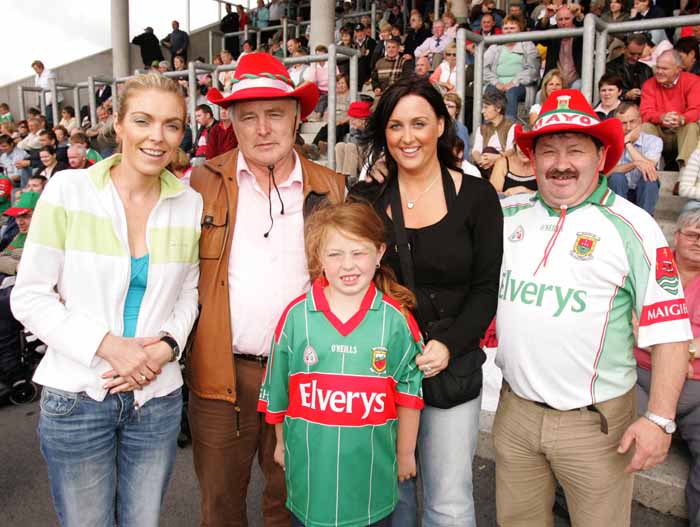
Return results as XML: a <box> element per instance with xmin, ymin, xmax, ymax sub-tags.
<box><xmin>11</xmin><ymin>72</ymin><xmax>202</xmax><ymax>527</ymax></box>
<box><xmin>429</xmin><ymin>42</ymin><xmax>459</xmax><ymax>93</ymax></box>
<box><xmin>529</xmin><ymin>68</ymin><xmax>566</xmax><ymax>126</ymax></box>
<box><xmin>58</xmin><ymin>106</ymin><xmax>79</xmax><ymax>133</ymax></box>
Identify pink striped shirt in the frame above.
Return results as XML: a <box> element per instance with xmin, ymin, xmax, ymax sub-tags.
<box><xmin>228</xmin><ymin>151</ymin><xmax>309</xmax><ymax>356</ymax></box>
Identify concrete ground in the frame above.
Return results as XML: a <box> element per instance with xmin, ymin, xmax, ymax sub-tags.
<box><xmin>0</xmin><ymin>397</ymin><xmax>687</xmax><ymax>526</ymax></box>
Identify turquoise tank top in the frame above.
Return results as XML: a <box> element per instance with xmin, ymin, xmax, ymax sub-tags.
<box><xmin>123</xmin><ymin>254</ymin><xmax>149</xmax><ymax>338</ymax></box>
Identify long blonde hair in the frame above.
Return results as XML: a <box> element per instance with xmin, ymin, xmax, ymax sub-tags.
<box><xmin>305</xmin><ymin>202</ymin><xmax>416</xmax><ymax>315</ymax></box>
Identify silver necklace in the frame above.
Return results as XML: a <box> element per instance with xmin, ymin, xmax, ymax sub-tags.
<box><xmin>402</xmin><ymin>173</ymin><xmax>440</xmax><ymax>209</ymax></box>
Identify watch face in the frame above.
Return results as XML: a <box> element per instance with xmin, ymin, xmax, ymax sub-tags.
<box><xmin>665</xmin><ymin>421</ymin><xmax>677</xmax><ymax>434</ymax></box>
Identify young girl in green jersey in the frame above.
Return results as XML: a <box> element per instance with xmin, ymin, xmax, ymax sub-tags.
<box><xmin>258</xmin><ymin>201</ymin><xmax>424</xmax><ymax>527</ymax></box>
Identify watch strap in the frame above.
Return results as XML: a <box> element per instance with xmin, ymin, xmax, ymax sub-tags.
<box><xmin>160</xmin><ymin>334</ymin><xmax>180</xmax><ymax>362</ymax></box>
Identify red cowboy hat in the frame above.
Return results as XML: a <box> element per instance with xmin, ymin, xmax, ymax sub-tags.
<box><xmin>207</xmin><ymin>53</ymin><xmax>319</xmax><ymax>119</ymax></box>
<box><xmin>515</xmin><ymin>89</ymin><xmax>624</xmax><ymax>175</ymax></box>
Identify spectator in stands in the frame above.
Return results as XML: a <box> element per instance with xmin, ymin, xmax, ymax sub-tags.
<box><xmin>53</xmin><ymin>125</ymin><xmax>69</xmax><ymax>148</ymax></box>
<box><xmin>403</xmin><ymin>11</ymin><xmax>431</xmax><ymax>60</ymax></box>
<box><xmin>541</xmin><ymin>6</ymin><xmax>583</xmax><ymax>90</ymax></box>
<box><xmin>38</xmin><ymin>146</ymin><xmax>68</xmax><ymax>180</ymax></box>
<box><xmin>11</xmin><ymin>72</ymin><xmax>201</xmax><ymax>527</ymax></box>
<box><xmin>0</xmin><ymin>167</ymin><xmax>13</xmax><ymax>227</ymax></box>
<box><xmin>472</xmin><ymin>90</ymin><xmax>515</xmax><ymax>178</ymax></box>
<box><xmin>16</xmin><ymin>120</ymin><xmax>28</xmax><ymax>141</ymax></box>
<box><xmin>640</xmin><ymin>50</ymin><xmax>700</xmax><ymax>168</ymax></box>
<box><xmin>349</xmin><ymin>75</ymin><xmax>502</xmax><ymax>527</ymax></box>
<box><xmin>131</xmin><ymin>26</ymin><xmax>165</xmax><ymax>69</ymax></box>
<box><xmin>0</xmin><ymin>135</ymin><xmax>30</xmax><ymax>188</ymax></box>
<box><xmin>483</xmin><ymin>15</ymin><xmax>541</xmax><ymax>121</ymax></box>
<box><xmin>86</xmin><ymin>105</ymin><xmax>117</xmax><ymax>158</ymax></box>
<box><xmin>161</xmin><ymin>20</ymin><xmax>189</xmax><ymax>66</ymax></box>
<box><xmin>303</xmin><ymin>45</ymin><xmax>340</xmax><ymax>121</ymax></box>
<box><xmin>443</xmin><ymin>92</ymin><xmax>469</xmax><ymax>147</ymax></box>
<box><xmin>67</xmin><ymin>144</ymin><xmax>93</xmax><ymax>169</ymax></box>
<box><xmin>372</xmin><ymin>37</ymin><xmax>412</xmax><ymax>97</ymax></box>
<box><xmin>453</xmin><ymin>137</ymin><xmax>483</xmax><ymax>179</ymax></box>
<box><xmin>288</xmin><ymin>49</ymin><xmax>309</xmax><ymax>86</ymax></box>
<box><xmin>631</xmin><ymin>0</ymin><xmax>665</xmax><ymax>20</ymax></box>
<box><xmin>58</xmin><ymin>106</ymin><xmax>79</xmax><ymax>133</ymax></box>
<box><xmin>676</xmin><ymin>37</ymin><xmax>700</xmax><ymax>76</ymax></box>
<box><xmin>371</xmin><ymin>22</ymin><xmax>394</xmax><ymax>70</ymax></box>
<box><xmin>383</xmin><ymin>2</ymin><xmax>404</xmax><ymax>27</ymax></box>
<box><xmin>218</xmin><ymin>49</ymin><xmax>235</xmax><ymax>93</ymax></box>
<box><xmin>0</xmin><ymin>121</ymin><xmax>18</xmax><ymax>143</ymax></box>
<box><xmin>443</xmin><ymin>11</ymin><xmax>458</xmax><ymax>40</ymax></box>
<box><xmin>605</xmin><ymin>33</ymin><xmax>653</xmax><ymax>105</ymax></box>
<box><xmin>70</xmin><ymin>130</ymin><xmax>103</xmax><ymax>163</ymax></box>
<box><xmin>429</xmin><ymin>42</ymin><xmax>460</xmax><ymax>94</ymax></box>
<box><xmin>477</xmin><ymin>13</ymin><xmax>503</xmax><ymax>37</ymax></box>
<box><xmin>0</xmin><ymin>192</ymin><xmax>39</xmax><ymax>276</ymax></box>
<box><xmin>335</xmin><ymin>100</ymin><xmax>371</xmax><ymax>184</ymax></box>
<box><xmin>509</xmin><ymin>0</ymin><xmax>535</xmax><ymax>30</ymax></box>
<box><xmin>205</xmin><ymin>106</ymin><xmax>237</xmax><ymax>159</ymax></box>
<box><xmin>192</xmin><ymin>104</ymin><xmax>217</xmax><ymax>160</ymax></box>
<box><xmin>0</xmin><ymin>103</ymin><xmax>13</xmax><ymax>124</ymax></box>
<box><xmin>608</xmin><ymin>102</ymin><xmax>662</xmax><ymax>215</ymax></box>
<box><xmin>337</xmin><ymin>28</ymin><xmax>355</xmax><ymax>78</ymax></box>
<box><xmin>634</xmin><ymin>209</ymin><xmax>700</xmax><ymax>525</ymax></box>
<box><xmin>354</xmin><ymin>22</ymin><xmax>376</xmax><ymax>90</ymax></box>
<box><xmin>188</xmin><ymin>52</ymin><xmax>345</xmax><ymax>527</ymax></box>
<box><xmin>415</xmin><ymin>55</ymin><xmax>432</xmax><ymax>78</ymax></box>
<box><xmin>220</xmin><ymin>3</ymin><xmax>240</xmax><ymax>59</ymax></box>
<box><xmin>414</xmin><ymin>20</ymin><xmax>453</xmax><ymax>64</ymax></box>
<box><xmin>17</xmin><ymin>117</ymin><xmax>42</xmax><ymax>152</ymax></box>
<box><xmin>471</xmin><ymin>0</ymin><xmax>504</xmax><ymax>31</ymax></box>
<box><xmin>312</xmin><ymin>74</ymin><xmax>352</xmax><ymax>150</ymax></box>
<box><xmin>252</xmin><ymin>0</ymin><xmax>270</xmax><ymax>31</ymax></box>
<box><xmin>39</xmin><ymin>129</ymin><xmax>68</xmax><ymax>164</ymax></box>
<box><xmin>286</xmin><ymin>38</ymin><xmax>302</xmax><ymax>57</ymax></box>
<box><xmin>31</xmin><ymin>60</ymin><xmax>62</xmax><ymax>126</ymax></box>
<box><xmin>594</xmin><ymin>73</ymin><xmax>623</xmax><ymax>120</ymax></box>
<box><xmin>640</xmin><ymin>32</ymin><xmax>674</xmax><ymax>69</ymax></box>
<box><xmin>602</xmin><ymin>0</ymin><xmax>629</xmax><ymax>22</ymax></box>
<box><xmin>95</xmin><ymin>82</ymin><xmax>112</xmax><ymax>108</ymax></box>
<box><xmin>490</xmin><ymin>142</ymin><xmax>537</xmax><ymax>196</ymax></box>
<box><xmin>158</xmin><ymin>60</ymin><xmax>170</xmax><ymax>74</ymax></box>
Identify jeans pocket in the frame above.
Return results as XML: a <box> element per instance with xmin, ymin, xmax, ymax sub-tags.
<box><xmin>40</xmin><ymin>387</ymin><xmax>78</xmax><ymax>417</ymax></box>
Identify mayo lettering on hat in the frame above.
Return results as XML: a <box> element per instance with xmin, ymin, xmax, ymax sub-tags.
<box><xmin>514</xmin><ymin>89</ymin><xmax>625</xmax><ymax>175</ymax></box>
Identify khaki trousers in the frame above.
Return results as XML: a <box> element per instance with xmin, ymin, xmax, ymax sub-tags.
<box><xmin>189</xmin><ymin>356</ymin><xmax>289</xmax><ymax>527</ymax></box>
<box><xmin>641</xmin><ymin>121</ymin><xmax>700</xmax><ymax>165</ymax></box>
<box><xmin>493</xmin><ymin>384</ymin><xmax>635</xmax><ymax>527</ymax></box>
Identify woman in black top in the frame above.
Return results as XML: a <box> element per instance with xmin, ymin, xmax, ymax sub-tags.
<box><xmin>350</xmin><ymin>77</ymin><xmax>503</xmax><ymax>527</ymax></box>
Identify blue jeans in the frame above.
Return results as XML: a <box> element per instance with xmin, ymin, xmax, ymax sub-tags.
<box><xmin>391</xmin><ymin>392</ymin><xmax>482</xmax><ymax>527</ymax></box>
<box><xmin>607</xmin><ymin>172</ymin><xmax>660</xmax><ymax>215</ymax></box>
<box><xmin>39</xmin><ymin>386</ymin><xmax>182</xmax><ymax>527</ymax></box>
<box><xmin>504</xmin><ymin>85</ymin><xmax>526</xmax><ymax>121</ymax></box>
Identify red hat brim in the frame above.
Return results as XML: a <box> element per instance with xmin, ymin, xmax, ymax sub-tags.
<box><xmin>207</xmin><ymin>82</ymin><xmax>320</xmax><ymax>120</ymax></box>
<box><xmin>514</xmin><ymin>117</ymin><xmax>625</xmax><ymax>175</ymax></box>
<box><xmin>4</xmin><ymin>207</ymin><xmax>31</xmax><ymax>217</ymax></box>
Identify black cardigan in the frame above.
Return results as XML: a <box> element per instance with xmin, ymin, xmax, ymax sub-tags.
<box><xmin>350</xmin><ymin>171</ymin><xmax>503</xmax><ymax>408</ymax></box>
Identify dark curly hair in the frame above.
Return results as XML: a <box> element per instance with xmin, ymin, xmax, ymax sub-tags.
<box><xmin>363</xmin><ymin>76</ymin><xmax>459</xmax><ymax>182</ymax></box>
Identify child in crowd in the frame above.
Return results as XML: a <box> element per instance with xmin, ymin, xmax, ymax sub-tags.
<box><xmin>258</xmin><ymin>202</ymin><xmax>424</xmax><ymax>527</ymax></box>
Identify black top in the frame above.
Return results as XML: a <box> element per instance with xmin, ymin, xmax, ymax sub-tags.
<box><xmin>503</xmin><ymin>158</ymin><xmax>537</xmax><ymax>193</ymax></box>
<box><xmin>605</xmin><ymin>54</ymin><xmax>653</xmax><ymax>103</ymax></box>
<box><xmin>350</xmin><ymin>168</ymin><xmax>503</xmax><ymax>407</ymax></box>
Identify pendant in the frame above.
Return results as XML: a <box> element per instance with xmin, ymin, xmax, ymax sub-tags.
<box><xmin>407</xmin><ymin>201</ymin><xmax>415</xmax><ymax>209</ymax></box>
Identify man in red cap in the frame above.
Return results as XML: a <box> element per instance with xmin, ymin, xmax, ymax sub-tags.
<box><xmin>335</xmin><ymin>101</ymin><xmax>372</xmax><ymax>183</ymax></box>
<box><xmin>493</xmin><ymin>89</ymin><xmax>692</xmax><ymax>526</ymax></box>
<box><xmin>187</xmin><ymin>53</ymin><xmax>346</xmax><ymax>526</ymax></box>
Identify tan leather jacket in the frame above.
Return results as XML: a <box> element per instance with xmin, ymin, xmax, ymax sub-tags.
<box><xmin>187</xmin><ymin>148</ymin><xmax>345</xmax><ymax>403</ymax></box>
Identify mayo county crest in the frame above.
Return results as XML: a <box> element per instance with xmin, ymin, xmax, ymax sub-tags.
<box><xmin>571</xmin><ymin>232</ymin><xmax>599</xmax><ymax>260</ymax></box>
<box><xmin>371</xmin><ymin>347</ymin><xmax>387</xmax><ymax>373</ymax></box>
<box><xmin>303</xmin><ymin>346</ymin><xmax>318</xmax><ymax>366</ymax></box>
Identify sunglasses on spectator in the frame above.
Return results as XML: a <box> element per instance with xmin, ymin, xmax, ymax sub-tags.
<box><xmin>445</xmin><ymin>52</ymin><xmax>456</xmax><ymax>56</ymax></box>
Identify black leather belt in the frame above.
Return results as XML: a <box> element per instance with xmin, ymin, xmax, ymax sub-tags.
<box><xmin>532</xmin><ymin>400</ymin><xmax>608</xmax><ymax>435</ymax></box>
<box><xmin>234</xmin><ymin>354</ymin><xmax>268</xmax><ymax>366</ymax></box>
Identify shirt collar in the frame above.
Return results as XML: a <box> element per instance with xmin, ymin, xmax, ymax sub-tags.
<box><xmin>236</xmin><ymin>149</ymin><xmax>303</xmax><ymax>189</ymax></box>
<box><xmin>309</xmin><ymin>278</ymin><xmax>381</xmax><ymax>313</ymax></box>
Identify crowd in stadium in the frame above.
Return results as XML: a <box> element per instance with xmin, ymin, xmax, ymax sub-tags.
<box><xmin>6</xmin><ymin>1</ymin><xmax>700</xmax><ymax>527</ymax></box>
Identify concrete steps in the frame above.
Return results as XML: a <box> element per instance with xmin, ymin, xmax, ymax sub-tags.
<box><xmin>656</xmin><ymin>171</ymin><xmax>686</xmax><ymax>246</ymax></box>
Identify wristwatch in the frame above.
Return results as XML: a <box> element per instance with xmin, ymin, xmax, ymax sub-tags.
<box><xmin>643</xmin><ymin>411</ymin><xmax>677</xmax><ymax>434</ymax></box>
<box><xmin>159</xmin><ymin>332</ymin><xmax>180</xmax><ymax>363</ymax></box>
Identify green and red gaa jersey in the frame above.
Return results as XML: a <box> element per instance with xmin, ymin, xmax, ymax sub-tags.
<box><xmin>258</xmin><ymin>279</ymin><xmax>424</xmax><ymax>527</ymax></box>
<box><xmin>0</xmin><ymin>174</ymin><xmax>12</xmax><ymax>215</ymax></box>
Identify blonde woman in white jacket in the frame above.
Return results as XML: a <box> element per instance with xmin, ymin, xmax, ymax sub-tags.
<box><xmin>11</xmin><ymin>72</ymin><xmax>202</xmax><ymax>527</ymax></box>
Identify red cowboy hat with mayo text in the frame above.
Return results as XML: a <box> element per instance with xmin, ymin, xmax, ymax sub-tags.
<box><xmin>515</xmin><ymin>89</ymin><xmax>624</xmax><ymax>175</ymax></box>
<box><xmin>207</xmin><ymin>53</ymin><xmax>319</xmax><ymax>119</ymax></box>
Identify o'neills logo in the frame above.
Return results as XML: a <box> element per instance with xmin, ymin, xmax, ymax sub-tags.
<box><xmin>639</xmin><ymin>299</ymin><xmax>689</xmax><ymax>327</ymax></box>
<box><xmin>287</xmin><ymin>372</ymin><xmax>396</xmax><ymax>426</ymax></box>
<box><xmin>533</xmin><ymin>111</ymin><xmax>599</xmax><ymax>132</ymax></box>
